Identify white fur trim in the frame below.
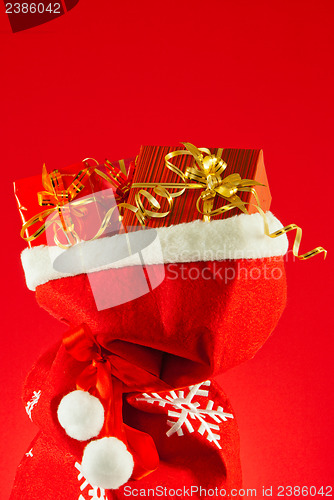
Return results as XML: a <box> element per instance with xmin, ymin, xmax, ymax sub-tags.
<box><xmin>57</xmin><ymin>390</ymin><xmax>105</xmax><ymax>442</ymax></box>
<box><xmin>21</xmin><ymin>212</ymin><xmax>288</xmax><ymax>291</ymax></box>
<box><xmin>81</xmin><ymin>437</ymin><xmax>134</xmax><ymax>489</ymax></box>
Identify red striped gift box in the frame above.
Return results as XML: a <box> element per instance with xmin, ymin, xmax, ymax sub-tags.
<box><xmin>122</xmin><ymin>145</ymin><xmax>271</xmax><ymax>229</ymax></box>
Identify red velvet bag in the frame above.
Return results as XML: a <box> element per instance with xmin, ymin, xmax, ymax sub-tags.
<box><xmin>11</xmin><ymin>147</ymin><xmax>291</xmax><ymax>499</ymax></box>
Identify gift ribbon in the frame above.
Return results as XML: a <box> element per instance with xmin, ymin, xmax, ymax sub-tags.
<box><xmin>256</xmin><ymin>206</ymin><xmax>327</xmax><ymax>260</ymax></box>
<box><xmin>63</xmin><ymin>323</ymin><xmax>162</xmax><ymax>480</ymax></box>
<box><xmin>165</xmin><ymin>142</ymin><xmax>265</xmax><ymax>221</ymax></box>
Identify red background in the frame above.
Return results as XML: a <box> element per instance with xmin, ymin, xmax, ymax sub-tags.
<box><xmin>0</xmin><ymin>0</ymin><xmax>333</xmax><ymax>498</ymax></box>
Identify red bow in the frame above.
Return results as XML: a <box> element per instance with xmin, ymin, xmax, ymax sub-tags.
<box><xmin>63</xmin><ymin>323</ymin><xmax>162</xmax><ymax>480</ymax></box>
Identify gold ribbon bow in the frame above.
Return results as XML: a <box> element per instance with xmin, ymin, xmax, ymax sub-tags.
<box><xmin>165</xmin><ymin>142</ymin><xmax>263</xmax><ymax>221</ymax></box>
<box><xmin>21</xmin><ymin>158</ymin><xmax>108</xmax><ymax>247</ymax></box>
<box><xmin>38</xmin><ymin>163</ymin><xmax>92</xmax><ymax>210</ymax></box>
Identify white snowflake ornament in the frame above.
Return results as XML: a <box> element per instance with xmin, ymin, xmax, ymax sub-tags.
<box><xmin>76</xmin><ymin>462</ymin><xmax>107</xmax><ymax>500</ymax></box>
<box><xmin>25</xmin><ymin>390</ymin><xmax>41</xmax><ymax>420</ymax></box>
<box><xmin>137</xmin><ymin>380</ymin><xmax>234</xmax><ymax>449</ymax></box>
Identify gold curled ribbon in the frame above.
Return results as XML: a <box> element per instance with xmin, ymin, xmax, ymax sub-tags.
<box><xmin>256</xmin><ymin>206</ymin><xmax>327</xmax><ymax>261</ymax></box>
<box><xmin>90</xmin><ymin>160</ymin><xmax>175</xmax><ymax>231</ymax></box>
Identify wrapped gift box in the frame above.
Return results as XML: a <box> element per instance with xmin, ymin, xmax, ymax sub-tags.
<box><xmin>14</xmin><ymin>158</ymin><xmax>135</xmax><ymax>248</ymax></box>
<box><xmin>122</xmin><ymin>145</ymin><xmax>271</xmax><ymax>229</ymax></box>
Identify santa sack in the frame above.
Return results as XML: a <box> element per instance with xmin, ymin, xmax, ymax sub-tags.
<box><xmin>11</xmin><ymin>211</ymin><xmax>288</xmax><ymax>499</ymax></box>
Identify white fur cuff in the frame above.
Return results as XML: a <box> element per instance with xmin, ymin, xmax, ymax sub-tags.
<box><xmin>21</xmin><ymin>212</ymin><xmax>288</xmax><ymax>291</ymax></box>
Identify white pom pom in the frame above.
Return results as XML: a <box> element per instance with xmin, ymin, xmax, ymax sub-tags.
<box><xmin>57</xmin><ymin>390</ymin><xmax>105</xmax><ymax>441</ymax></box>
<box><xmin>81</xmin><ymin>437</ymin><xmax>134</xmax><ymax>489</ymax></box>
